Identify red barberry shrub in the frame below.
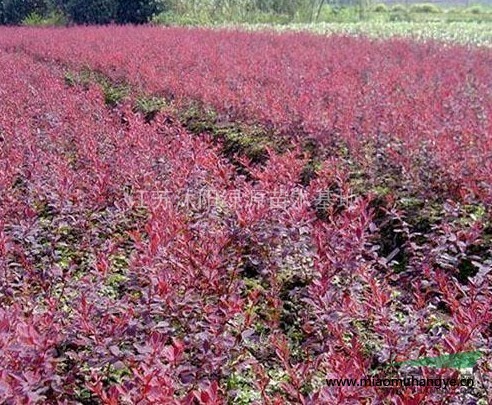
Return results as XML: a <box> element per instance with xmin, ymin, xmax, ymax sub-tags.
<box><xmin>0</xmin><ymin>26</ymin><xmax>490</xmax><ymax>404</ymax></box>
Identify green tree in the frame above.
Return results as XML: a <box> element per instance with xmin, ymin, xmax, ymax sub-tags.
<box><xmin>64</xmin><ymin>0</ymin><xmax>117</xmax><ymax>24</ymax></box>
<box><xmin>61</xmin><ymin>0</ymin><xmax>163</xmax><ymax>24</ymax></box>
<box><xmin>1</xmin><ymin>0</ymin><xmax>49</xmax><ymax>24</ymax></box>
<box><xmin>116</xmin><ymin>0</ymin><xmax>163</xmax><ymax>24</ymax></box>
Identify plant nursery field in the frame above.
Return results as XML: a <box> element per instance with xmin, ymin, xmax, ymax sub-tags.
<box><xmin>0</xmin><ymin>26</ymin><xmax>491</xmax><ymax>404</ymax></box>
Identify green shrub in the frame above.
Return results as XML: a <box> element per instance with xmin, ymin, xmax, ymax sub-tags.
<box><xmin>372</xmin><ymin>3</ymin><xmax>389</xmax><ymax>13</ymax></box>
<box><xmin>152</xmin><ymin>12</ymin><xmax>206</xmax><ymax>26</ymax></box>
<box><xmin>389</xmin><ymin>5</ymin><xmax>412</xmax><ymax>21</ymax></box>
<box><xmin>389</xmin><ymin>11</ymin><xmax>413</xmax><ymax>21</ymax></box>
<box><xmin>409</xmin><ymin>3</ymin><xmax>442</xmax><ymax>13</ymax></box>
<box><xmin>390</xmin><ymin>4</ymin><xmax>407</xmax><ymax>13</ymax></box>
<box><xmin>466</xmin><ymin>5</ymin><xmax>484</xmax><ymax>14</ymax></box>
<box><xmin>444</xmin><ymin>7</ymin><xmax>461</xmax><ymax>14</ymax></box>
<box><xmin>318</xmin><ymin>6</ymin><xmax>362</xmax><ymax>23</ymax></box>
<box><xmin>21</xmin><ymin>11</ymin><xmax>44</xmax><ymax>25</ymax></box>
<box><xmin>102</xmin><ymin>83</ymin><xmax>129</xmax><ymax>107</ymax></box>
<box><xmin>22</xmin><ymin>10</ymin><xmax>66</xmax><ymax>26</ymax></box>
<box><xmin>249</xmin><ymin>12</ymin><xmax>292</xmax><ymax>24</ymax></box>
<box><xmin>133</xmin><ymin>96</ymin><xmax>166</xmax><ymax>122</ymax></box>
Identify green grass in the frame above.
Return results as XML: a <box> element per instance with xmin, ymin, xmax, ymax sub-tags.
<box><xmin>233</xmin><ymin>20</ymin><xmax>492</xmax><ymax>47</ymax></box>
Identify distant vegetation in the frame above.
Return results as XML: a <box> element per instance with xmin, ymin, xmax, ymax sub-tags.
<box><xmin>154</xmin><ymin>1</ymin><xmax>492</xmax><ymax>25</ymax></box>
<box><xmin>241</xmin><ymin>20</ymin><xmax>492</xmax><ymax>46</ymax></box>
<box><xmin>0</xmin><ymin>0</ymin><xmax>491</xmax><ymax>25</ymax></box>
<box><xmin>0</xmin><ymin>0</ymin><xmax>163</xmax><ymax>25</ymax></box>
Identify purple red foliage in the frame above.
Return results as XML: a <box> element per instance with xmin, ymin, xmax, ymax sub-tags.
<box><xmin>0</xmin><ymin>27</ymin><xmax>491</xmax><ymax>403</ymax></box>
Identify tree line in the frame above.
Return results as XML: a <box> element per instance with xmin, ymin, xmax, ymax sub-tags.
<box><xmin>0</xmin><ymin>0</ymin><xmax>344</xmax><ymax>25</ymax></box>
<box><xmin>0</xmin><ymin>0</ymin><xmax>164</xmax><ymax>25</ymax></box>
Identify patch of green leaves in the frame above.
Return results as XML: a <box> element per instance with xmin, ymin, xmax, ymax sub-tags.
<box><xmin>133</xmin><ymin>96</ymin><xmax>167</xmax><ymax>122</ymax></box>
<box><xmin>399</xmin><ymin>351</ymin><xmax>482</xmax><ymax>369</ymax></box>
